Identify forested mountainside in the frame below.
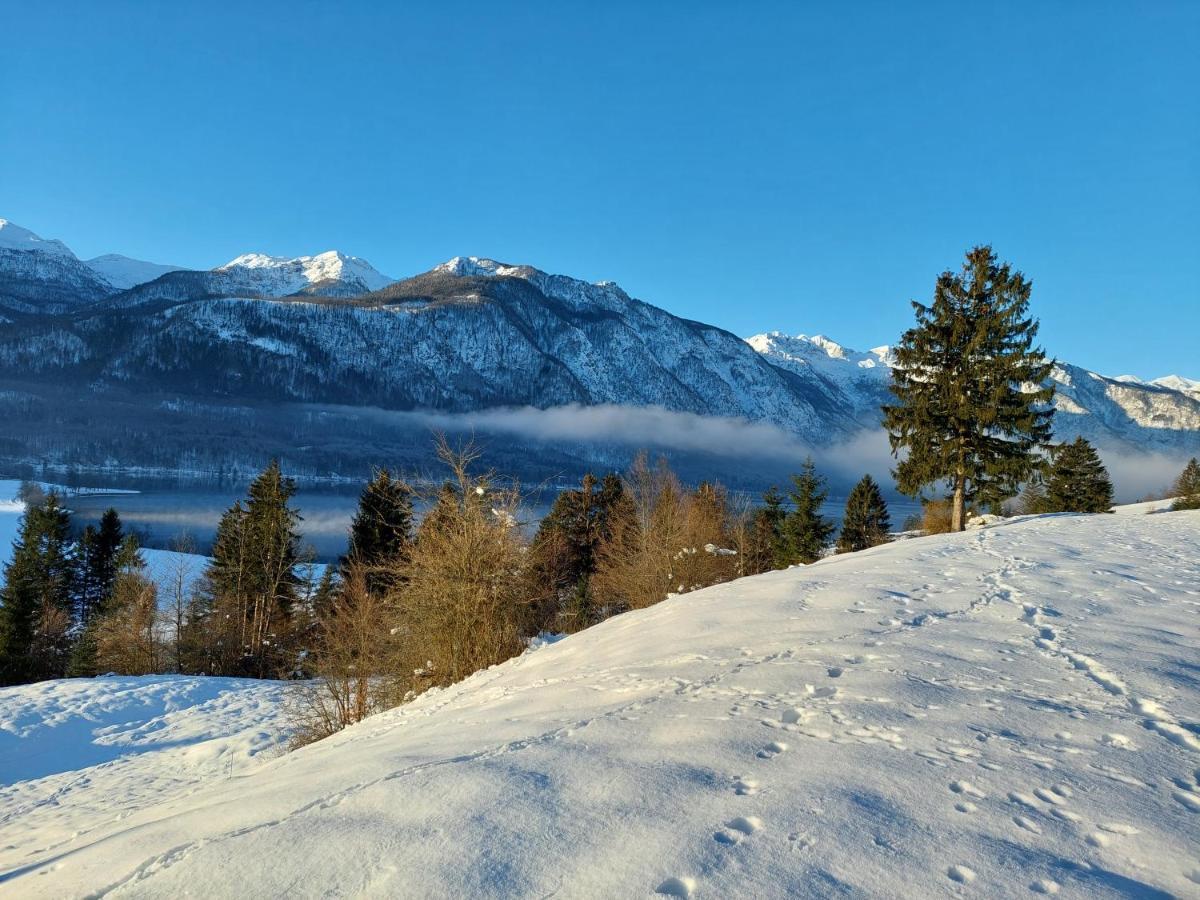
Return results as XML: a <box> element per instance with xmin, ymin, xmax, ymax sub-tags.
<box><xmin>1</xmin><ymin>218</ymin><xmax>1197</xmax><ymax>482</ymax></box>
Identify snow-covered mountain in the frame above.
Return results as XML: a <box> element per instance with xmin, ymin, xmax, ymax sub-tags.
<box><xmin>84</xmin><ymin>254</ymin><xmax>186</xmax><ymax>290</ymax></box>
<box><xmin>3</xmin><ymin>507</ymin><xmax>1198</xmax><ymax>897</ymax></box>
<box><xmin>0</xmin><ymin>219</ymin><xmax>117</xmax><ymax>314</ymax></box>
<box><xmin>748</xmin><ymin>331</ymin><xmax>1200</xmax><ymax>454</ymax></box>
<box><xmin>0</xmin><ymin>218</ymin><xmax>1196</xmax><ymax>474</ymax></box>
<box><xmin>215</xmin><ymin>250</ymin><xmax>395</xmax><ymax>296</ymax></box>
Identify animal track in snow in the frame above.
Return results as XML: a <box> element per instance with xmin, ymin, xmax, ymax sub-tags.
<box><xmin>954</xmin><ymin>801</ymin><xmax>977</xmax><ymax>814</ymax></box>
<box><xmin>1030</xmin><ymin>879</ymin><xmax>1060</xmax><ymax>894</ymax></box>
<box><xmin>1172</xmin><ymin>790</ymin><xmax>1200</xmax><ymax>812</ymax></box>
<box><xmin>757</xmin><ymin>741</ymin><xmax>788</xmax><ymax>759</ymax></box>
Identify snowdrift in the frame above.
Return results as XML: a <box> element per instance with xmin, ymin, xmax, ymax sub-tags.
<box><xmin>2</xmin><ymin>510</ymin><xmax>1199</xmax><ymax>898</ymax></box>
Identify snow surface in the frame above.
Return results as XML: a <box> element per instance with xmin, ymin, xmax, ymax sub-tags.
<box><xmin>84</xmin><ymin>254</ymin><xmax>185</xmax><ymax>290</ymax></box>
<box><xmin>1</xmin><ymin>508</ymin><xmax>1198</xmax><ymax>897</ymax></box>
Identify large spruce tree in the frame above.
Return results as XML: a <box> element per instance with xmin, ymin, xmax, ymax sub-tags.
<box><xmin>345</xmin><ymin>468</ymin><xmax>414</xmax><ymax>594</ymax></box>
<box><xmin>837</xmin><ymin>475</ymin><xmax>892</xmax><ymax>553</ymax></box>
<box><xmin>883</xmin><ymin>246</ymin><xmax>1055</xmax><ymax>531</ymax></box>
<box><xmin>783</xmin><ymin>459</ymin><xmax>835</xmax><ymax>564</ymax></box>
<box><xmin>1042</xmin><ymin>437</ymin><xmax>1113</xmax><ymax>513</ymax></box>
<box><xmin>0</xmin><ymin>493</ymin><xmax>76</xmax><ymax>684</ymax></box>
<box><xmin>1171</xmin><ymin>457</ymin><xmax>1200</xmax><ymax>511</ymax></box>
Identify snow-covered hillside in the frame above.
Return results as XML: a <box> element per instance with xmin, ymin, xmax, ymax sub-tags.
<box><xmin>84</xmin><ymin>254</ymin><xmax>185</xmax><ymax>290</ymax></box>
<box><xmin>1</xmin><ymin>508</ymin><xmax>1197</xmax><ymax>898</ymax></box>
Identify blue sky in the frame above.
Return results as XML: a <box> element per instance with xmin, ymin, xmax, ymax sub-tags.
<box><xmin>2</xmin><ymin>1</ymin><xmax>1196</xmax><ymax>377</ymax></box>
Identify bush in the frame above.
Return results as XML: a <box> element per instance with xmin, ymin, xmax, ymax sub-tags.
<box><xmin>921</xmin><ymin>499</ymin><xmax>956</xmax><ymax>534</ymax></box>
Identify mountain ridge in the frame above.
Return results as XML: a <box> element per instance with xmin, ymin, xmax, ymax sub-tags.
<box><xmin>0</xmin><ymin>216</ymin><xmax>1195</xmax><ymax>481</ymax></box>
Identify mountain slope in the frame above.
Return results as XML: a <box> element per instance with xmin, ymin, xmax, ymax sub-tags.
<box><xmin>0</xmin><ymin>220</ymin><xmax>116</xmax><ymax>315</ymax></box>
<box><xmin>84</xmin><ymin>254</ymin><xmax>186</xmax><ymax>290</ymax></box>
<box><xmin>2</xmin><ymin>508</ymin><xmax>1197</xmax><ymax>898</ymax></box>
<box><xmin>749</xmin><ymin>332</ymin><xmax>1200</xmax><ymax>454</ymax></box>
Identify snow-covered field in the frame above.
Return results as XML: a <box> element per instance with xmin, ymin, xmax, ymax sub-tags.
<box><xmin>0</xmin><ymin>507</ymin><xmax>1197</xmax><ymax>897</ymax></box>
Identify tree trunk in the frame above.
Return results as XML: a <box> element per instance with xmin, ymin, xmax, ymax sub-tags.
<box><xmin>952</xmin><ymin>477</ymin><xmax>966</xmax><ymax>532</ymax></box>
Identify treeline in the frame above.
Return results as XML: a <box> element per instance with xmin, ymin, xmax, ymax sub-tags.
<box><xmin>0</xmin><ymin>440</ymin><xmax>893</xmax><ymax>717</ymax></box>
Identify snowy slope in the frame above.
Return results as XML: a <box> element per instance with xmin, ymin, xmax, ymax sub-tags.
<box><xmin>84</xmin><ymin>254</ymin><xmax>186</xmax><ymax>290</ymax></box>
<box><xmin>2</xmin><ymin>509</ymin><xmax>1198</xmax><ymax>898</ymax></box>
<box><xmin>0</xmin><ymin>676</ymin><xmax>292</xmax><ymax>877</ymax></box>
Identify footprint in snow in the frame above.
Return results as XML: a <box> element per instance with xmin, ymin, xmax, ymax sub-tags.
<box><xmin>788</xmin><ymin>832</ymin><xmax>816</xmax><ymax>850</ymax></box>
<box><xmin>732</xmin><ymin>776</ymin><xmax>759</xmax><ymax>796</ymax></box>
<box><xmin>715</xmin><ymin>816</ymin><xmax>765</xmax><ymax>844</ymax></box>
<box><xmin>758</xmin><ymin>741</ymin><xmax>788</xmax><ymax>759</ymax></box>
<box><xmin>950</xmin><ymin>780</ymin><xmax>987</xmax><ymax>799</ymax></box>
<box><xmin>1030</xmin><ymin>879</ymin><xmax>1060</xmax><ymax>894</ymax></box>
<box><xmin>947</xmin><ymin>865</ymin><xmax>976</xmax><ymax>884</ymax></box>
<box><xmin>656</xmin><ymin>876</ymin><xmax>696</xmax><ymax>897</ymax></box>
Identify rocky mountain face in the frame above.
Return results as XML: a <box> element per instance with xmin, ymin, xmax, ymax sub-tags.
<box><xmin>0</xmin><ymin>217</ymin><xmax>1195</xmax><ymax>480</ymax></box>
<box><xmin>0</xmin><ymin>220</ymin><xmax>117</xmax><ymax>315</ymax></box>
<box><xmin>748</xmin><ymin>332</ymin><xmax>1200</xmax><ymax>454</ymax></box>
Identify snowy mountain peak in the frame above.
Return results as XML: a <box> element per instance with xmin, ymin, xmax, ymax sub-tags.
<box><xmin>0</xmin><ymin>218</ymin><xmax>76</xmax><ymax>259</ymax></box>
<box><xmin>1151</xmin><ymin>374</ymin><xmax>1200</xmax><ymax>396</ymax></box>
<box><xmin>434</xmin><ymin>256</ymin><xmax>526</xmax><ymax>279</ymax></box>
<box><xmin>216</xmin><ymin>249</ymin><xmax>394</xmax><ymax>295</ymax></box>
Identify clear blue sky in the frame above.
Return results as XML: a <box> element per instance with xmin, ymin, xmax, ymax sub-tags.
<box><xmin>2</xmin><ymin>1</ymin><xmax>1196</xmax><ymax>377</ymax></box>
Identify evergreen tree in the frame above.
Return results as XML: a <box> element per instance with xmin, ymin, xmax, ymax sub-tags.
<box><xmin>200</xmin><ymin>460</ymin><xmax>302</xmax><ymax>677</ymax></box>
<box><xmin>783</xmin><ymin>459</ymin><xmax>834</xmax><ymax>564</ymax></box>
<box><xmin>345</xmin><ymin>469</ymin><xmax>414</xmax><ymax>595</ymax></box>
<box><xmin>0</xmin><ymin>492</ymin><xmax>76</xmax><ymax>684</ymax></box>
<box><xmin>837</xmin><ymin>475</ymin><xmax>892</xmax><ymax>553</ymax></box>
<box><xmin>74</xmin><ymin>508</ymin><xmax>124</xmax><ymax>626</ymax></box>
<box><xmin>745</xmin><ymin>486</ymin><xmax>788</xmax><ymax>572</ymax></box>
<box><xmin>883</xmin><ymin>246</ymin><xmax>1055</xmax><ymax>531</ymax></box>
<box><xmin>1042</xmin><ymin>437</ymin><xmax>1113</xmax><ymax>513</ymax></box>
<box><xmin>529</xmin><ymin>472</ymin><xmax>630</xmax><ymax>631</ymax></box>
<box><xmin>1016</xmin><ymin>478</ymin><xmax>1048</xmax><ymax>515</ymax></box>
<box><xmin>1171</xmin><ymin>457</ymin><xmax>1200</xmax><ymax>511</ymax></box>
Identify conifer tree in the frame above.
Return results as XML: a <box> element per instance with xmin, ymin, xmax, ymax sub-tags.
<box><xmin>1042</xmin><ymin>437</ymin><xmax>1113</xmax><ymax>513</ymax></box>
<box><xmin>783</xmin><ymin>459</ymin><xmax>834</xmax><ymax>564</ymax></box>
<box><xmin>345</xmin><ymin>468</ymin><xmax>414</xmax><ymax>595</ymax></box>
<box><xmin>1171</xmin><ymin>457</ymin><xmax>1200</xmax><ymax>511</ymax></box>
<box><xmin>883</xmin><ymin>246</ymin><xmax>1055</xmax><ymax>531</ymax></box>
<box><xmin>529</xmin><ymin>472</ymin><xmax>630</xmax><ymax>631</ymax></box>
<box><xmin>0</xmin><ymin>492</ymin><xmax>76</xmax><ymax>684</ymax></box>
<box><xmin>753</xmin><ymin>489</ymin><xmax>792</xmax><ymax>566</ymax></box>
<box><xmin>74</xmin><ymin>508</ymin><xmax>124</xmax><ymax>626</ymax></box>
<box><xmin>837</xmin><ymin>474</ymin><xmax>892</xmax><ymax>553</ymax></box>
<box><xmin>1016</xmin><ymin>478</ymin><xmax>1048</xmax><ymax>515</ymax></box>
<box><xmin>200</xmin><ymin>460</ymin><xmax>302</xmax><ymax>676</ymax></box>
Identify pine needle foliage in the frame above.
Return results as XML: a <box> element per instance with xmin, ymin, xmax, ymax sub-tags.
<box><xmin>1171</xmin><ymin>457</ymin><xmax>1200</xmax><ymax>511</ymax></box>
<box><xmin>883</xmin><ymin>246</ymin><xmax>1055</xmax><ymax>531</ymax></box>
<box><xmin>1042</xmin><ymin>437</ymin><xmax>1114</xmax><ymax>513</ymax></box>
<box><xmin>783</xmin><ymin>458</ymin><xmax>835</xmax><ymax>564</ymax></box>
<box><xmin>837</xmin><ymin>475</ymin><xmax>892</xmax><ymax>553</ymax></box>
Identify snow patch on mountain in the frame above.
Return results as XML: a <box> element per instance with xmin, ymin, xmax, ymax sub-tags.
<box><xmin>84</xmin><ymin>254</ymin><xmax>185</xmax><ymax>290</ymax></box>
<box><xmin>217</xmin><ymin>250</ymin><xmax>394</xmax><ymax>296</ymax></box>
